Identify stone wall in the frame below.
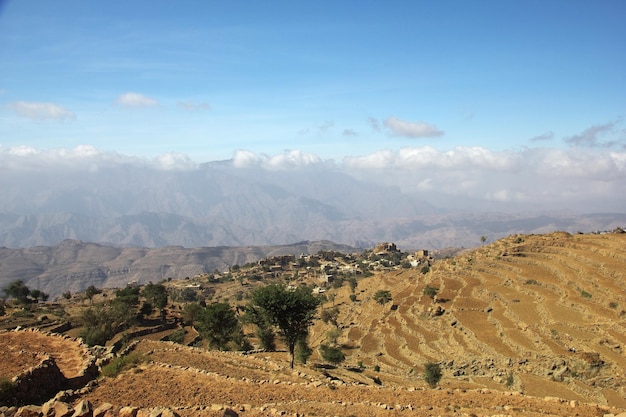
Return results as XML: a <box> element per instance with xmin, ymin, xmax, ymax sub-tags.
<box><xmin>11</xmin><ymin>356</ymin><xmax>67</xmax><ymax>406</ymax></box>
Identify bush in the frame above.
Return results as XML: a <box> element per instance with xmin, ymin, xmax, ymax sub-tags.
<box><xmin>101</xmin><ymin>352</ymin><xmax>148</xmax><ymax>378</ymax></box>
<box><xmin>167</xmin><ymin>328</ymin><xmax>186</xmax><ymax>344</ymax></box>
<box><xmin>296</xmin><ymin>338</ymin><xmax>312</xmax><ymax>364</ymax></box>
<box><xmin>424</xmin><ymin>362</ymin><xmax>442</xmax><ymax>388</ymax></box>
<box><xmin>373</xmin><ymin>290</ymin><xmax>392</xmax><ymax>305</ymax></box>
<box><xmin>319</xmin><ymin>344</ymin><xmax>345</xmax><ymax>365</ymax></box>
<box><xmin>423</xmin><ymin>285</ymin><xmax>438</xmax><ymax>299</ymax></box>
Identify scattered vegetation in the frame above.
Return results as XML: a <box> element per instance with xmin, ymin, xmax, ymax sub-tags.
<box><xmin>2</xmin><ymin>280</ymin><xmax>49</xmax><ymax>304</ymax></box>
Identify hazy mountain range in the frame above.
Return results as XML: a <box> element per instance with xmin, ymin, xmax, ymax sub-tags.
<box><xmin>1</xmin><ymin>158</ymin><xmax>624</xmax><ymax>250</ymax></box>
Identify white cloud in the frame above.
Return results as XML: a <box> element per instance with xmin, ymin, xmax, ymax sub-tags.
<box><xmin>154</xmin><ymin>152</ymin><xmax>197</xmax><ymax>170</ymax></box>
<box><xmin>232</xmin><ymin>149</ymin><xmax>324</xmax><ymax>170</ymax></box>
<box><xmin>383</xmin><ymin>116</ymin><xmax>443</xmax><ymax>138</ymax></box>
<box><xmin>1</xmin><ymin>145</ymin><xmax>624</xmax><ymax>212</ymax></box>
<box><xmin>115</xmin><ymin>92</ymin><xmax>158</xmax><ymax>108</ymax></box>
<box><xmin>7</xmin><ymin>101</ymin><xmax>75</xmax><ymax>121</ymax></box>
<box><xmin>0</xmin><ymin>145</ymin><xmax>199</xmax><ymax>172</ymax></box>
<box><xmin>232</xmin><ymin>149</ymin><xmax>263</xmax><ymax>168</ymax></box>
<box><xmin>342</xmin><ymin>129</ymin><xmax>358</xmax><ymax>136</ymax></box>
<box><xmin>177</xmin><ymin>101</ymin><xmax>211</xmax><ymax>111</ymax></box>
<box><xmin>343</xmin><ymin>146</ymin><xmax>626</xmax><ymax>210</ymax></box>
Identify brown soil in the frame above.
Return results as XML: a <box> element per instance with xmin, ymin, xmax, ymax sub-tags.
<box><xmin>0</xmin><ymin>330</ymin><xmax>90</xmax><ymax>380</ymax></box>
<box><xmin>74</xmin><ymin>340</ymin><xmax>618</xmax><ymax>417</ymax></box>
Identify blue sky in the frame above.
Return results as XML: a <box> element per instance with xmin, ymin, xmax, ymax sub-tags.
<box><xmin>1</xmin><ymin>1</ymin><xmax>625</xmax><ymax>211</ymax></box>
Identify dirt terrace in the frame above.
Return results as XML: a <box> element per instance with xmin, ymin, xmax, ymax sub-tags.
<box><xmin>72</xmin><ymin>339</ymin><xmax>621</xmax><ymax>417</ymax></box>
<box><xmin>0</xmin><ymin>329</ymin><xmax>90</xmax><ymax>380</ymax></box>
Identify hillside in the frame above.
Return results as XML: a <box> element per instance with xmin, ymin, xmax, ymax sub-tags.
<box><xmin>1</xmin><ymin>231</ymin><xmax>626</xmax><ymax>416</ymax></box>
<box><xmin>0</xmin><ymin>239</ymin><xmax>357</xmax><ymax>299</ymax></box>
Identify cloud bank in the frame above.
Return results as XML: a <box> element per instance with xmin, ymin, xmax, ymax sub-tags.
<box><xmin>1</xmin><ymin>144</ymin><xmax>624</xmax><ymax>212</ymax></box>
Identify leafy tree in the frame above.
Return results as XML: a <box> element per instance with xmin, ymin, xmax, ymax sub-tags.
<box><xmin>424</xmin><ymin>362</ymin><xmax>442</xmax><ymax>388</ymax></box>
<box><xmin>141</xmin><ymin>282</ymin><xmax>168</xmax><ymax>316</ymax></box>
<box><xmin>62</xmin><ymin>291</ymin><xmax>72</xmax><ymax>300</ymax></box>
<box><xmin>373</xmin><ymin>289</ymin><xmax>392</xmax><ymax>305</ymax></box>
<box><xmin>181</xmin><ymin>302</ymin><xmax>203</xmax><ymax>325</ymax></box>
<box><xmin>319</xmin><ymin>344</ymin><xmax>345</xmax><ymax>365</ymax></box>
<box><xmin>79</xmin><ymin>302</ymin><xmax>135</xmax><ymax>346</ymax></box>
<box><xmin>480</xmin><ymin>235</ymin><xmax>487</xmax><ymax>245</ymax></box>
<box><xmin>115</xmin><ymin>285</ymin><xmax>140</xmax><ymax>308</ymax></box>
<box><xmin>247</xmin><ymin>284</ymin><xmax>320</xmax><ymax>368</ymax></box>
<box><xmin>28</xmin><ymin>289</ymin><xmax>49</xmax><ymax>302</ymax></box>
<box><xmin>195</xmin><ymin>302</ymin><xmax>243</xmax><ymax>350</ymax></box>
<box><xmin>85</xmin><ymin>285</ymin><xmax>102</xmax><ymax>304</ymax></box>
<box><xmin>2</xmin><ymin>280</ymin><xmax>32</xmax><ymax>304</ymax></box>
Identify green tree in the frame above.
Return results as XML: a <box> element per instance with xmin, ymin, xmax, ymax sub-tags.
<box><xmin>195</xmin><ymin>302</ymin><xmax>243</xmax><ymax>350</ymax></box>
<box><xmin>141</xmin><ymin>282</ymin><xmax>168</xmax><ymax>315</ymax></box>
<box><xmin>247</xmin><ymin>284</ymin><xmax>320</xmax><ymax>368</ymax></box>
<box><xmin>85</xmin><ymin>285</ymin><xmax>102</xmax><ymax>304</ymax></box>
<box><xmin>373</xmin><ymin>289</ymin><xmax>392</xmax><ymax>305</ymax></box>
<box><xmin>2</xmin><ymin>280</ymin><xmax>32</xmax><ymax>304</ymax></box>
<box><xmin>319</xmin><ymin>344</ymin><xmax>345</xmax><ymax>366</ymax></box>
<box><xmin>115</xmin><ymin>285</ymin><xmax>140</xmax><ymax>307</ymax></box>
<box><xmin>79</xmin><ymin>301</ymin><xmax>137</xmax><ymax>346</ymax></box>
<box><xmin>181</xmin><ymin>302</ymin><xmax>203</xmax><ymax>325</ymax></box>
<box><xmin>28</xmin><ymin>289</ymin><xmax>49</xmax><ymax>302</ymax></box>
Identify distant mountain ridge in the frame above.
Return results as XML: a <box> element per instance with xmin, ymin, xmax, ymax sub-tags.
<box><xmin>0</xmin><ymin>161</ymin><xmax>624</xmax><ymax>249</ymax></box>
<box><xmin>0</xmin><ymin>239</ymin><xmax>358</xmax><ymax>299</ymax></box>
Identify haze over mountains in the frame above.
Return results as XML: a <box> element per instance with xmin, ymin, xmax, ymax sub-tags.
<box><xmin>1</xmin><ymin>149</ymin><xmax>624</xmax><ymax>250</ymax></box>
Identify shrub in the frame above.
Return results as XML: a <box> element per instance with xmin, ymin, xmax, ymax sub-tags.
<box><xmin>167</xmin><ymin>328</ymin><xmax>186</xmax><ymax>344</ymax></box>
<box><xmin>423</xmin><ymin>285</ymin><xmax>438</xmax><ymax>300</ymax></box>
<box><xmin>506</xmin><ymin>373</ymin><xmax>514</xmax><ymax>388</ymax></box>
<box><xmin>319</xmin><ymin>344</ymin><xmax>345</xmax><ymax>365</ymax></box>
<box><xmin>373</xmin><ymin>290</ymin><xmax>392</xmax><ymax>305</ymax></box>
<box><xmin>101</xmin><ymin>352</ymin><xmax>148</xmax><ymax>378</ymax></box>
<box><xmin>424</xmin><ymin>362</ymin><xmax>442</xmax><ymax>388</ymax></box>
<box><xmin>581</xmin><ymin>290</ymin><xmax>592</xmax><ymax>299</ymax></box>
<box><xmin>296</xmin><ymin>338</ymin><xmax>312</xmax><ymax>364</ymax></box>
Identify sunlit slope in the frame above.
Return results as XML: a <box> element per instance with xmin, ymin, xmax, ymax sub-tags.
<box><xmin>311</xmin><ymin>231</ymin><xmax>626</xmax><ymax>406</ymax></box>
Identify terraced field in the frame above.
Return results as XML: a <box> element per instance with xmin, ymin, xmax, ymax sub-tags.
<box><xmin>309</xmin><ymin>231</ymin><xmax>626</xmax><ymax>407</ymax></box>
